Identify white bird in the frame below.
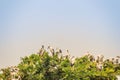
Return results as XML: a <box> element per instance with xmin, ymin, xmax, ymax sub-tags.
<box><xmin>66</xmin><ymin>49</ymin><xmax>70</xmax><ymax>58</ymax></box>
<box><xmin>48</xmin><ymin>46</ymin><xmax>55</xmax><ymax>56</ymax></box>
<box><xmin>70</xmin><ymin>56</ymin><xmax>75</xmax><ymax>66</ymax></box>
<box><xmin>38</xmin><ymin>45</ymin><xmax>45</xmax><ymax>56</ymax></box>
<box><xmin>116</xmin><ymin>56</ymin><xmax>120</xmax><ymax>58</ymax></box>
<box><xmin>0</xmin><ymin>70</ymin><xmax>3</xmax><ymax>74</ymax></box>
<box><xmin>97</xmin><ymin>63</ymin><xmax>103</xmax><ymax>71</ymax></box>
<box><xmin>55</xmin><ymin>48</ymin><xmax>63</xmax><ymax>59</ymax></box>
<box><xmin>99</xmin><ymin>55</ymin><xmax>104</xmax><ymax>63</ymax></box>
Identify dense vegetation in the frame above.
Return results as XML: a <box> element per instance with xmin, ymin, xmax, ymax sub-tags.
<box><xmin>0</xmin><ymin>46</ymin><xmax>120</xmax><ymax>80</ymax></box>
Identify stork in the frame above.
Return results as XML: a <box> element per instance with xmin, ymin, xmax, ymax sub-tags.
<box><xmin>70</xmin><ymin>56</ymin><xmax>75</xmax><ymax>66</ymax></box>
<box><xmin>64</xmin><ymin>49</ymin><xmax>70</xmax><ymax>59</ymax></box>
<box><xmin>38</xmin><ymin>45</ymin><xmax>45</xmax><ymax>56</ymax></box>
<box><xmin>116</xmin><ymin>56</ymin><xmax>120</xmax><ymax>58</ymax></box>
<box><xmin>48</xmin><ymin>46</ymin><xmax>55</xmax><ymax>56</ymax></box>
<box><xmin>116</xmin><ymin>56</ymin><xmax>120</xmax><ymax>64</ymax></box>
<box><xmin>115</xmin><ymin>59</ymin><xmax>119</xmax><ymax>64</ymax></box>
<box><xmin>56</xmin><ymin>48</ymin><xmax>63</xmax><ymax>58</ymax></box>
<box><xmin>96</xmin><ymin>62</ymin><xmax>103</xmax><ymax>71</ymax></box>
<box><xmin>96</xmin><ymin>56</ymin><xmax>100</xmax><ymax>63</ymax></box>
<box><xmin>99</xmin><ymin>55</ymin><xmax>104</xmax><ymax>63</ymax></box>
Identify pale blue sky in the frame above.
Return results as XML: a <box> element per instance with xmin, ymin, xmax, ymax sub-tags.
<box><xmin>0</xmin><ymin>0</ymin><xmax>120</xmax><ymax>68</ymax></box>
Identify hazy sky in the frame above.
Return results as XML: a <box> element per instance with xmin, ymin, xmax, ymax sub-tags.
<box><xmin>0</xmin><ymin>0</ymin><xmax>120</xmax><ymax>68</ymax></box>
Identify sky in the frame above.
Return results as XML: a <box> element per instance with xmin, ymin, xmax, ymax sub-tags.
<box><xmin>0</xmin><ymin>0</ymin><xmax>120</xmax><ymax>68</ymax></box>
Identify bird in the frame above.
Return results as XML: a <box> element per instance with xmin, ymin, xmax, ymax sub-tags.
<box><xmin>99</xmin><ymin>55</ymin><xmax>104</xmax><ymax>63</ymax></box>
<box><xmin>89</xmin><ymin>55</ymin><xmax>95</xmax><ymax>62</ymax></box>
<box><xmin>48</xmin><ymin>46</ymin><xmax>55</xmax><ymax>56</ymax></box>
<box><xmin>0</xmin><ymin>70</ymin><xmax>3</xmax><ymax>74</ymax></box>
<box><xmin>116</xmin><ymin>56</ymin><xmax>120</xmax><ymax>58</ymax></box>
<box><xmin>97</xmin><ymin>63</ymin><xmax>103</xmax><ymax>71</ymax></box>
<box><xmin>55</xmin><ymin>48</ymin><xmax>63</xmax><ymax>58</ymax></box>
<box><xmin>70</xmin><ymin>56</ymin><xmax>75</xmax><ymax>66</ymax></box>
<box><xmin>56</xmin><ymin>48</ymin><xmax>61</xmax><ymax>54</ymax></box>
<box><xmin>66</xmin><ymin>50</ymin><xmax>70</xmax><ymax>56</ymax></box>
<box><xmin>96</xmin><ymin>56</ymin><xmax>100</xmax><ymax>63</ymax></box>
<box><xmin>115</xmin><ymin>59</ymin><xmax>119</xmax><ymax>64</ymax></box>
<box><xmin>65</xmin><ymin>49</ymin><xmax>70</xmax><ymax>59</ymax></box>
<box><xmin>59</xmin><ymin>49</ymin><xmax>62</xmax><ymax>53</ymax></box>
<box><xmin>38</xmin><ymin>45</ymin><xmax>45</xmax><ymax>56</ymax></box>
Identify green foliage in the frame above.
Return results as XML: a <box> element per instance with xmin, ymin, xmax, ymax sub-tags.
<box><xmin>0</xmin><ymin>47</ymin><xmax>120</xmax><ymax>80</ymax></box>
<box><xmin>0</xmin><ymin>67</ymin><xmax>11</xmax><ymax>80</ymax></box>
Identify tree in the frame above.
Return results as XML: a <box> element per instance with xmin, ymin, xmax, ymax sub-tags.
<box><xmin>0</xmin><ymin>47</ymin><xmax>120</xmax><ymax>80</ymax></box>
<box><xmin>0</xmin><ymin>67</ymin><xmax>11</xmax><ymax>80</ymax></box>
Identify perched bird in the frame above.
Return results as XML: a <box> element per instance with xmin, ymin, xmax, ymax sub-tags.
<box><xmin>111</xmin><ymin>58</ymin><xmax>115</xmax><ymax>64</ymax></box>
<box><xmin>66</xmin><ymin>50</ymin><xmax>70</xmax><ymax>57</ymax></box>
<box><xmin>115</xmin><ymin>59</ymin><xmax>119</xmax><ymax>64</ymax></box>
<box><xmin>99</xmin><ymin>55</ymin><xmax>104</xmax><ymax>62</ymax></box>
<box><xmin>96</xmin><ymin>56</ymin><xmax>100</xmax><ymax>63</ymax></box>
<box><xmin>96</xmin><ymin>55</ymin><xmax>104</xmax><ymax>63</ymax></box>
<box><xmin>97</xmin><ymin>63</ymin><xmax>103</xmax><ymax>71</ymax></box>
<box><xmin>70</xmin><ymin>56</ymin><xmax>75</xmax><ymax>66</ymax></box>
<box><xmin>115</xmin><ymin>56</ymin><xmax>120</xmax><ymax>64</ymax></box>
<box><xmin>38</xmin><ymin>45</ymin><xmax>45</xmax><ymax>56</ymax></box>
<box><xmin>89</xmin><ymin>55</ymin><xmax>95</xmax><ymax>62</ymax></box>
<box><xmin>59</xmin><ymin>49</ymin><xmax>62</xmax><ymax>53</ymax></box>
<box><xmin>0</xmin><ymin>70</ymin><xmax>3</xmax><ymax>74</ymax></box>
<box><xmin>116</xmin><ymin>56</ymin><xmax>120</xmax><ymax>58</ymax></box>
<box><xmin>56</xmin><ymin>48</ymin><xmax>62</xmax><ymax>54</ymax></box>
<box><xmin>64</xmin><ymin>50</ymin><xmax>70</xmax><ymax>59</ymax></box>
<box><xmin>48</xmin><ymin>46</ymin><xmax>55</xmax><ymax>56</ymax></box>
<box><xmin>55</xmin><ymin>48</ymin><xmax>63</xmax><ymax>59</ymax></box>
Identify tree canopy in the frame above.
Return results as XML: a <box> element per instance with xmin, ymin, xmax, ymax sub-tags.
<box><xmin>0</xmin><ymin>46</ymin><xmax>120</xmax><ymax>80</ymax></box>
